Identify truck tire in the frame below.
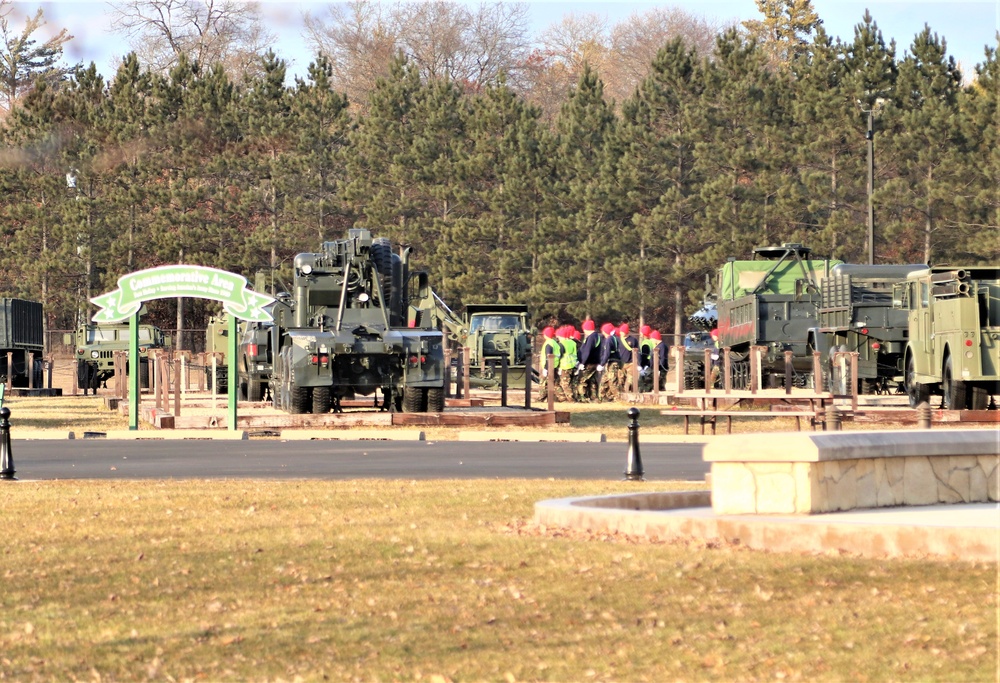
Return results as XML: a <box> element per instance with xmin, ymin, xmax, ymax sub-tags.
<box><xmin>942</xmin><ymin>355</ymin><xmax>966</xmax><ymax>410</ymax></box>
<box><xmin>312</xmin><ymin>386</ymin><xmax>331</xmax><ymax>414</ymax></box>
<box><xmin>290</xmin><ymin>384</ymin><xmax>312</xmax><ymax>414</ymax></box>
<box><xmin>371</xmin><ymin>238</ymin><xmax>394</xmax><ymax>303</ymax></box>
<box><xmin>906</xmin><ymin>355</ymin><xmax>929</xmax><ymax>408</ymax></box>
<box><xmin>139</xmin><ymin>359</ymin><xmax>150</xmax><ymax>390</ymax></box>
<box><xmin>427</xmin><ymin>386</ymin><xmax>445</xmax><ymax>412</ymax></box>
<box><xmin>968</xmin><ymin>385</ymin><xmax>989</xmax><ymax>411</ymax></box>
<box><xmin>402</xmin><ymin>387</ymin><xmax>426</xmax><ymax>413</ymax></box>
<box><xmin>247</xmin><ymin>376</ymin><xmax>263</xmax><ymax>403</ymax></box>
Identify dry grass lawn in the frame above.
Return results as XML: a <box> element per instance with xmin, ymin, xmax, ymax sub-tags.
<box><xmin>0</xmin><ymin>479</ymin><xmax>995</xmax><ymax>682</ymax></box>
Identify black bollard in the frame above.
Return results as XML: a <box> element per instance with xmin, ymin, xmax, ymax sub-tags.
<box><xmin>623</xmin><ymin>407</ymin><xmax>644</xmax><ymax>481</ymax></box>
<box><xmin>0</xmin><ymin>406</ymin><xmax>15</xmax><ymax>480</ymax></box>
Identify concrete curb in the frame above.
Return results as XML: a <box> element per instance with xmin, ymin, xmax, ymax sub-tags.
<box><xmin>10</xmin><ymin>430</ymin><xmax>77</xmax><ymax>440</ymax></box>
<box><xmin>458</xmin><ymin>430</ymin><xmax>605</xmax><ymax>443</ymax></box>
<box><xmin>534</xmin><ymin>494</ymin><xmax>999</xmax><ymax>562</ymax></box>
<box><xmin>280</xmin><ymin>429</ymin><xmax>425</xmax><ymax>441</ymax></box>
<box><xmin>100</xmin><ymin>430</ymin><xmax>249</xmax><ymax>440</ymax></box>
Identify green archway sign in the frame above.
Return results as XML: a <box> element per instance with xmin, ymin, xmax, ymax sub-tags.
<box><xmin>91</xmin><ymin>265</ymin><xmax>275</xmax><ymax>432</ymax></box>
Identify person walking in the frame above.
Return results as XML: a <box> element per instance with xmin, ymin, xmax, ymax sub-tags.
<box><xmin>598</xmin><ymin>322</ymin><xmax>621</xmax><ymax>402</ymax></box>
<box><xmin>648</xmin><ymin>329</ymin><xmax>669</xmax><ymax>391</ymax></box>
<box><xmin>556</xmin><ymin>326</ymin><xmax>578</xmax><ymax>402</ymax></box>
<box><xmin>576</xmin><ymin>319</ymin><xmax>601</xmax><ymax>402</ymax></box>
<box><xmin>536</xmin><ymin>326</ymin><xmax>562</xmax><ymax>403</ymax></box>
<box><xmin>638</xmin><ymin>325</ymin><xmax>655</xmax><ymax>392</ymax></box>
<box><xmin>616</xmin><ymin>323</ymin><xmax>639</xmax><ymax>395</ymax></box>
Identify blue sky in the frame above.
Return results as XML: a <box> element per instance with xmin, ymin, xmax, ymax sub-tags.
<box><xmin>22</xmin><ymin>1</ymin><xmax>1000</xmax><ymax>84</ymax></box>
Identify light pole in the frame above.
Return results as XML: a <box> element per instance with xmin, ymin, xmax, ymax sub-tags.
<box><xmin>864</xmin><ymin>107</ymin><xmax>875</xmax><ymax>265</ymax></box>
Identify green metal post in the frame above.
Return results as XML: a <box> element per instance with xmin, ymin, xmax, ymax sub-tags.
<box><xmin>129</xmin><ymin>312</ymin><xmax>139</xmax><ymax>430</ymax></box>
<box><xmin>228</xmin><ymin>314</ymin><xmax>238</xmax><ymax>431</ymax></box>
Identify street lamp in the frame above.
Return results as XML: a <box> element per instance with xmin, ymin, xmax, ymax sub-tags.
<box><xmin>858</xmin><ymin>99</ymin><xmax>884</xmax><ymax>265</ymax></box>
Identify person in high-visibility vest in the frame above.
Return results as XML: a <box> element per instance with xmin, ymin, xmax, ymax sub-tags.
<box><xmin>556</xmin><ymin>326</ymin><xmax>578</xmax><ymax>402</ymax></box>
<box><xmin>536</xmin><ymin>326</ymin><xmax>561</xmax><ymax>402</ymax></box>
<box><xmin>638</xmin><ymin>324</ymin><xmax>655</xmax><ymax>392</ymax></box>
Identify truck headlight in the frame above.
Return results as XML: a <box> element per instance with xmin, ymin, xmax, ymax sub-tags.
<box><xmin>90</xmin><ymin>351</ymin><xmax>100</xmax><ymax>359</ymax></box>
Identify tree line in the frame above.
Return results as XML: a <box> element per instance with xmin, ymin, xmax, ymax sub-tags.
<box><xmin>0</xmin><ymin>1</ymin><xmax>996</xmax><ymax>346</ymax></box>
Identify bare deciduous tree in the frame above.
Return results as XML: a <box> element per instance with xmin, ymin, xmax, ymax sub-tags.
<box><xmin>108</xmin><ymin>0</ymin><xmax>275</xmax><ymax>81</ymax></box>
<box><xmin>0</xmin><ymin>2</ymin><xmax>73</xmax><ymax>114</ymax></box>
<box><xmin>304</xmin><ymin>0</ymin><xmax>530</xmax><ymax>111</ymax></box>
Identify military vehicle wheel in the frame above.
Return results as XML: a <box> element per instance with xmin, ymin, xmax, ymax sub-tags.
<box><xmin>246</xmin><ymin>377</ymin><xmax>263</xmax><ymax>403</ymax></box>
<box><xmin>942</xmin><ymin>355</ymin><xmax>967</xmax><ymax>410</ymax></box>
<box><xmin>138</xmin><ymin>359</ymin><xmax>150</xmax><ymax>390</ymax></box>
<box><xmin>290</xmin><ymin>384</ymin><xmax>312</xmax><ymax>414</ymax></box>
<box><xmin>402</xmin><ymin>387</ymin><xmax>426</xmax><ymax>413</ymax></box>
<box><xmin>427</xmin><ymin>386</ymin><xmax>445</xmax><ymax>412</ymax></box>
<box><xmin>371</xmin><ymin>238</ymin><xmax>394</xmax><ymax>298</ymax></box>
<box><xmin>968</xmin><ymin>386</ymin><xmax>989</xmax><ymax>411</ymax></box>
<box><xmin>906</xmin><ymin>355</ymin><xmax>929</xmax><ymax>408</ymax></box>
<box><xmin>312</xmin><ymin>386</ymin><xmax>332</xmax><ymax>414</ymax></box>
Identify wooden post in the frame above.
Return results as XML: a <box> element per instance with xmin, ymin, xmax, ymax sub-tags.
<box><xmin>723</xmin><ymin>347</ymin><xmax>731</xmax><ymax>393</ymax></box>
<box><xmin>674</xmin><ymin>346</ymin><xmax>684</xmax><ymax>394</ymax></box>
<box><xmin>652</xmin><ymin>346</ymin><xmax>660</xmax><ymax>403</ymax></box>
<box><xmin>524</xmin><ymin>347</ymin><xmax>532</xmax><ymax>410</ymax></box>
<box><xmin>500</xmin><ymin>356</ymin><xmax>508</xmax><ymax>408</ymax></box>
<box><xmin>813</xmin><ymin>351</ymin><xmax>824</xmax><ymax>393</ymax></box>
<box><xmin>631</xmin><ymin>354</ymin><xmax>639</xmax><ymax>394</ymax></box>
<box><xmin>211</xmin><ymin>354</ymin><xmax>218</xmax><ymax>412</ymax></box>
<box><xmin>27</xmin><ymin>352</ymin><xmax>34</xmax><ymax>389</ymax></box>
<box><xmin>7</xmin><ymin>352</ymin><xmax>13</xmax><ymax>389</ymax></box>
<box><xmin>850</xmin><ymin>352</ymin><xmax>859</xmax><ymax>413</ymax></box>
<box><xmin>462</xmin><ymin>347</ymin><xmax>471</xmax><ymax>399</ymax></box>
<box><xmin>443</xmin><ymin>348</ymin><xmax>452</xmax><ymax>398</ymax></box>
<box><xmin>72</xmin><ymin>358</ymin><xmax>79</xmax><ymax>396</ymax></box>
<box><xmin>454</xmin><ymin>351</ymin><xmax>463</xmax><ymax>399</ymax></box>
<box><xmin>173</xmin><ymin>352</ymin><xmax>181</xmax><ymax>418</ymax></box>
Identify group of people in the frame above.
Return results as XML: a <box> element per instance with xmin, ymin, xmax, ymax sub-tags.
<box><xmin>536</xmin><ymin>320</ymin><xmax>670</xmax><ymax>403</ymax></box>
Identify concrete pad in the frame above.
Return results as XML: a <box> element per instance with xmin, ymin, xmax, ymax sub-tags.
<box><xmin>458</xmin><ymin>430</ymin><xmax>605</xmax><ymax>443</ymax></box>
<box><xmin>101</xmin><ymin>430</ymin><xmax>249</xmax><ymax>440</ymax></box>
<box><xmin>535</xmin><ymin>494</ymin><xmax>999</xmax><ymax>562</ymax></box>
<box><xmin>280</xmin><ymin>429</ymin><xmax>425</xmax><ymax>441</ymax></box>
<box><xmin>10</xmin><ymin>430</ymin><xmax>76</xmax><ymax>440</ymax></box>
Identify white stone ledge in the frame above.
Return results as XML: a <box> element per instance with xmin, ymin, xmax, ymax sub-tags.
<box><xmin>704</xmin><ymin>429</ymin><xmax>999</xmax><ymax>463</ymax></box>
<box><xmin>280</xmin><ymin>429</ymin><xmax>425</xmax><ymax>441</ymax></box>
<box><xmin>458</xmin><ymin>431</ymin><xmax>606</xmax><ymax>443</ymax></box>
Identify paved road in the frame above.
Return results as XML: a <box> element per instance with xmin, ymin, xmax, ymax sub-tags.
<box><xmin>8</xmin><ymin>439</ymin><xmax>708</xmax><ymax>482</ymax></box>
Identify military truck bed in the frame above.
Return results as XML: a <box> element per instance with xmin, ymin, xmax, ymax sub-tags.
<box><xmin>0</xmin><ymin>298</ymin><xmax>44</xmax><ymax>350</ymax></box>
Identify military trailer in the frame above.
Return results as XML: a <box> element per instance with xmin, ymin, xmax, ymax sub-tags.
<box><xmin>268</xmin><ymin>228</ymin><xmax>446</xmax><ymax>414</ymax></box>
<box><xmin>715</xmin><ymin>244</ymin><xmax>842</xmax><ymax>389</ymax></box>
<box><xmin>0</xmin><ymin>298</ymin><xmax>44</xmax><ymax>387</ymax></box>
<box><xmin>808</xmin><ymin>264</ymin><xmax>926</xmax><ymax>394</ymax></box>
<box><xmin>65</xmin><ymin>323</ymin><xmax>170</xmax><ymax>390</ymax></box>
<box><xmin>430</xmin><ymin>295</ymin><xmax>533</xmax><ymax>388</ymax></box>
<box><xmin>897</xmin><ymin>266</ymin><xmax>1000</xmax><ymax>409</ymax></box>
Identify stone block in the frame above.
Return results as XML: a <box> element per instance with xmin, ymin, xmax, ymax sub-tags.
<box><xmin>902</xmin><ymin>456</ymin><xmax>937</xmax><ymax>505</ymax></box>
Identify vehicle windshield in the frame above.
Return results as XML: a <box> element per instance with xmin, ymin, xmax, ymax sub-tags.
<box><xmin>86</xmin><ymin>327</ymin><xmax>118</xmax><ymax>342</ymax></box>
<box><xmin>469</xmin><ymin>315</ymin><xmax>521</xmax><ymax>332</ymax></box>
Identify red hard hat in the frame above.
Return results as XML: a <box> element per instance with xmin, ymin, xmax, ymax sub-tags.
<box><xmin>543</xmin><ymin>326</ymin><xmax>555</xmax><ymax>338</ymax></box>
<box><xmin>619</xmin><ymin>323</ymin><xmax>630</xmax><ymax>336</ymax></box>
<box><xmin>640</xmin><ymin>324</ymin><xmax>652</xmax><ymax>336</ymax></box>
<box><xmin>601</xmin><ymin>322</ymin><xmax>615</xmax><ymax>335</ymax></box>
<box><xmin>711</xmin><ymin>328</ymin><xmax>719</xmax><ymax>337</ymax></box>
<box><xmin>582</xmin><ymin>319</ymin><xmax>595</xmax><ymax>332</ymax></box>
<box><xmin>556</xmin><ymin>326</ymin><xmax>568</xmax><ymax>338</ymax></box>
<box><xmin>573</xmin><ymin>330</ymin><xmax>582</xmax><ymax>340</ymax></box>
<box><xmin>650</xmin><ymin>330</ymin><xmax>662</xmax><ymax>341</ymax></box>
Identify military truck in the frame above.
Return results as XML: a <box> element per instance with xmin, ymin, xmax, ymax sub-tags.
<box><xmin>65</xmin><ymin>323</ymin><xmax>170</xmax><ymax>390</ymax></box>
<box><xmin>807</xmin><ymin>264</ymin><xmax>926</xmax><ymax>394</ymax></box>
<box><xmin>430</xmin><ymin>294</ymin><xmax>533</xmax><ymax>388</ymax></box>
<box><xmin>714</xmin><ymin>244</ymin><xmax>842</xmax><ymax>389</ymax></box>
<box><xmin>268</xmin><ymin>228</ymin><xmax>446</xmax><ymax>414</ymax></box>
<box><xmin>897</xmin><ymin>266</ymin><xmax>1000</xmax><ymax>409</ymax></box>
<box><xmin>204</xmin><ymin>314</ymin><xmax>247</xmax><ymax>394</ymax></box>
<box><xmin>239</xmin><ymin>319</ymin><xmax>273</xmax><ymax>402</ymax></box>
<box><xmin>0</xmin><ymin>298</ymin><xmax>44</xmax><ymax>387</ymax></box>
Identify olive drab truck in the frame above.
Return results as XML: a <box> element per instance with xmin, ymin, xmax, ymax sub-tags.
<box><xmin>808</xmin><ymin>263</ymin><xmax>926</xmax><ymax>394</ymax></box>
<box><xmin>714</xmin><ymin>244</ymin><xmax>843</xmax><ymax>390</ymax></box>
<box><xmin>65</xmin><ymin>323</ymin><xmax>171</xmax><ymax>390</ymax></box>
<box><xmin>0</xmin><ymin>298</ymin><xmax>44</xmax><ymax>388</ymax></box>
<box><xmin>268</xmin><ymin>228</ymin><xmax>446</xmax><ymax>414</ymax></box>
<box><xmin>897</xmin><ymin>266</ymin><xmax>1000</xmax><ymax>409</ymax></box>
<box><xmin>429</xmin><ymin>294</ymin><xmax>533</xmax><ymax>388</ymax></box>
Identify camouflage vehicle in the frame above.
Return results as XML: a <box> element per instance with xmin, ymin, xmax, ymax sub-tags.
<box><xmin>204</xmin><ymin>314</ymin><xmax>246</xmax><ymax>394</ymax></box>
<box><xmin>714</xmin><ymin>244</ymin><xmax>842</xmax><ymax>389</ymax></box>
<box><xmin>268</xmin><ymin>228</ymin><xmax>446</xmax><ymax>414</ymax></box>
<box><xmin>430</xmin><ymin>295</ymin><xmax>533</xmax><ymax>388</ymax></box>
<box><xmin>0</xmin><ymin>298</ymin><xmax>44</xmax><ymax>387</ymax></box>
<box><xmin>65</xmin><ymin>323</ymin><xmax>170</xmax><ymax>390</ymax></box>
<box><xmin>897</xmin><ymin>266</ymin><xmax>1000</xmax><ymax>409</ymax></box>
<box><xmin>808</xmin><ymin>264</ymin><xmax>926</xmax><ymax>394</ymax></box>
